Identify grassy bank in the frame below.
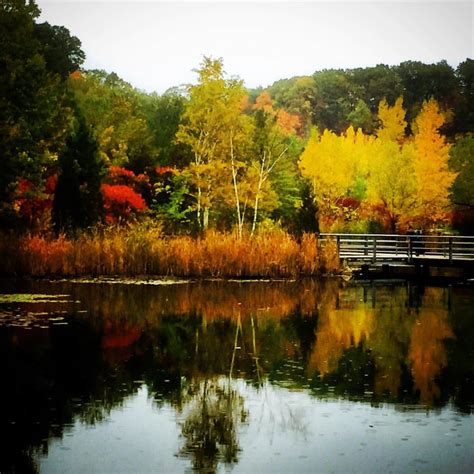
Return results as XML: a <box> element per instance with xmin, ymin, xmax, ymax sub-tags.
<box><xmin>0</xmin><ymin>228</ymin><xmax>340</xmax><ymax>278</ymax></box>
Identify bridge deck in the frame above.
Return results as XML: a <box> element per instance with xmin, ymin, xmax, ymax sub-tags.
<box><xmin>320</xmin><ymin>233</ymin><xmax>474</xmax><ymax>264</ymax></box>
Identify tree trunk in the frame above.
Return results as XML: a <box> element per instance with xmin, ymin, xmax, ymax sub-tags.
<box><xmin>251</xmin><ymin>157</ymin><xmax>265</xmax><ymax>236</ymax></box>
<box><xmin>230</xmin><ymin>135</ymin><xmax>243</xmax><ymax>238</ymax></box>
<box><xmin>203</xmin><ymin>207</ymin><xmax>209</xmax><ymax>229</ymax></box>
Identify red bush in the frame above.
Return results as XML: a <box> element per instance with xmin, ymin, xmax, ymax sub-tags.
<box><xmin>108</xmin><ymin>166</ymin><xmax>136</xmax><ymax>181</ymax></box>
<box><xmin>101</xmin><ymin>184</ymin><xmax>147</xmax><ymax>222</ymax></box>
<box><xmin>14</xmin><ymin>177</ymin><xmax>56</xmax><ymax>224</ymax></box>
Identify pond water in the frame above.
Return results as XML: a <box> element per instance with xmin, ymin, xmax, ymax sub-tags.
<box><xmin>0</xmin><ymin>278</ymin><xmax>473</xmax><ymax>473</ymax></box>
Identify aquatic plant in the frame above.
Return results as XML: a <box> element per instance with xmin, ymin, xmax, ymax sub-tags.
<box><xmin>0</xmin><ymin>228</ymin><xmax>339</xmax><ymax>278</ymax></box>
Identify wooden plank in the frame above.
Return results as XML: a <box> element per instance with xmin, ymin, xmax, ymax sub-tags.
<box><xmin>319</xmin><ymin>232</ymin><xmax>474</xmax><ymax>264</ymax></box>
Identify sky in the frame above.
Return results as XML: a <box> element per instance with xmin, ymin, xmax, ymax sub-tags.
<box><xmin>37</xmin><ymin>1</ymin><xmax>473</xmax><ymax>93</ymax></box>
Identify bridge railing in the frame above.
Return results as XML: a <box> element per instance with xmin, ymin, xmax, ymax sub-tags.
<box><xmin>319</xmin><ymin>233</ymin><xmax>474</xmax><ymax>263</ymax></box>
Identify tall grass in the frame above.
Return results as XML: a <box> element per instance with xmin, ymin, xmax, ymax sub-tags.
<box><xmin>0</xmin><ymin>228</ymin><xmax>340</xmax><ymax>278</ymax></box>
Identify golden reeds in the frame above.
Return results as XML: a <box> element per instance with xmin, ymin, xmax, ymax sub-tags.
<box><xmin>0</xmin><ymin>228</ymin><xmax>340</xmax><ymax>278</ymax></box>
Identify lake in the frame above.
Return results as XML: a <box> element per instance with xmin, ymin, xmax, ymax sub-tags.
<box><xmin>0</xmin><ymin>278</ymin><xmax>473</xmax><ymax>473</ymax></box>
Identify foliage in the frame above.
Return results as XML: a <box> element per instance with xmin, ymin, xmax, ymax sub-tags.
<box><xmin>449</xmin><ymin>134</ymin><xmax>474</xmax><ymax>232</ymax></box>
<box><xmin>302</xmin><ymin>97</ymin><xmax>457</xmax><ymax>232</ymax></box>
<box><xmin>1</xmin><ymin>229</ymin><xmax>338</xmax><ymax>277</ymax></box>
<box><xmin>52</xmin><ymin>114</ymin><xmax>104</xmax><ymax>232</ymax></box>
<box><xmin>299</xmin><ymin>126</ymin><xmax>373</xmax><ymax>231</ymax></box>
<box><xmin>69</xmin><ymin>70</ymin><xmax>158</xmax><ymax>173</ymax></box>
<box><xmin>366</xmin><ymin>98</ymin><xmax>415</xmax><ymax>231</ymax></box>
<box><xmin>411</xmin><ymin>99</ymin><xmax>456</xmax><ymax>228</ymax></box>
<box><xmin>176</xmin><ymin>57</ymin><xmax>249</xmax><ymax>230</ymax></box>
<box><xmin>2</xmin><ymin>6</ymin><xmax>473</xmax><ymax>238</ymax></box>
<box><xmin>101</xmin><ymin>184</ymin><xmax>147</xmax><ymax>223</ymax></box>
<box><xmin>376</xmin><ymin>97</ymin><xmax>407</xmax><ymax>143</ymax></box>
<box><xmin>140</xmin><ymin>90</ymin><xmax>190</xmax><ymax>166</ymax></box>
<box><xmin>0</xmin><ymin>0</ymin><xmax>83</xmax><ymax>226</ymax></box>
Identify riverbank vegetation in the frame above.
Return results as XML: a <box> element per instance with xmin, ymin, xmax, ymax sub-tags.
<box><xmin>2</xmin><ymin>1</ymin><xmax>474</xmax><ymax>277</ymax></box>
<box><xmin>0</xmin><ymin>228</ymin><xmax>339</xmax><ymax>277</ymax></box>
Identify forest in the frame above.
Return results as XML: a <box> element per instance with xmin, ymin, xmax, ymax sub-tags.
<box><xmin>1</xmin><ymin>1</ymin><xmax>474</xmax><ymax>276</ymax></box>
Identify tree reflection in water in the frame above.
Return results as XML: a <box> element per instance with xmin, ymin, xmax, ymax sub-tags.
<box><xmin>177</xmin><ymin>378</ymin><xmax>248</xmax><ymax>471</ymax></box>
<box><xmin>409</xmin><ymin>287</ymin><xmax>454</xmax><ymax>406</ymax></box>
<box><xmin>0</xmin><ymin>278</ymin><xmax>472</xmax><ymax>473</ymax></box>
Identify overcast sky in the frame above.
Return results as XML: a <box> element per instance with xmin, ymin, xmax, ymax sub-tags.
<box><xmin>37</xmin><ymin>1</ymin><xmax>473</xmax><ymax>93</ymax></box>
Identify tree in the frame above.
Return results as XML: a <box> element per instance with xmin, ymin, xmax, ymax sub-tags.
<box><xmin>176</xmin><ymin>57</ymin><xmax>250</xmax><ymax>232</ymax></box>
<box><xmin>396</xmin><ymin>60</ymin><xmax>460</xmax><ymax>128</ymax></box>
<box><xmin>365</xmin><ymin>97</ymin><xmax>415</xmax><ymax>232</ymax></box>
<box><xmin>366</xmin><ymin>140</ymin><xmax>417</xmax><ymax>232</ymax></box>
<box><xmin>376</xmin><ymin>97</ymin><xmax>407</xmax><ymax>143</ymax></box>
<box><xmin>53</xmin><ymin>114</ymin><xmax>104</xmax><ymax>232</ymax></box>
<box><xmin>455</xmin><ymin>59</ymin><xmax>474</xmax><ymax>134</ymax></box>
<box><xmin>312</xmin><ymin>69</ymin><xmax>364</xmax><ymax>133</ymax></box>
<box><xmin>347</xmin><ymin>99</ymin><xmax>374</xmax><ymax>134</ymax></box>
<box><xmin>411</xmin><ymin>99</ymin><xmax>456</xmax><ymax>228</ymax></box>
<box><xmin>0</xmin><ymin>0</ymin><xmax>83</xmax><ymax>226</ymax></box>
<box><xmin>249</xmin><ymin>94</ymin><xmax>290</xmax><ymax>234</ymax></box>
<box><xmin>351</xmin><ymin>64</ymin><xmax>403</xmax><ymax>113</ymax></box>
<box><xmin>299</xmin><ymin>126</ymin><xmax>372</xmax><ymax>231</ymax></box>
<box><xmin>267</xmin><ymin>76</ymin><xmax>316</xmax><ymax>134</ymax></box>
<box><xmin>141</xmin><ymin>90</ymin><xmax>189</xmax><ymax>167</ymax></box>
<box><xmin>69</xmin><ymin>70</ymin><xmax>158</xmax><ymax>173</ymax></box>
<box><xmin>101</xmin><ymin>184</ymin><xmax>146</xmax><ymax>223</ymax></box>
<box><xmin>449</xmin><ymin>134</ymin><xmax>474</xmax><ymax>210</ymax></box>
<box><xmin>449</xmin><ymin>134</ymin><xmax>474</xmax><ymax>232</ymax></box>
<box><xmin>33</xmin><ymin>22</ymin><xmax>85</xmax><ymax>78</ymax></box>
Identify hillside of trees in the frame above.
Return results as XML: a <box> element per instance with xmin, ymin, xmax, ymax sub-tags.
<box><xmin>2</xmin><ymin>0</ymin><xmax>474</xmax><ymax>238</ymax></box>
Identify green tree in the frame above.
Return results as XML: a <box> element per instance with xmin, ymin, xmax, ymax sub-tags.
<box><xmin>250</xmin><ymin>94</ymin><xmax>304</xmax><ymax>232</ymax></box>
<box><xmin>450</xmin><ymin>134</ymin><xmax>474</xmax><ymax>209</ymax></box>
<box><xmin>449</xmin><ymin>134</ymin><xmax>474</xmax><ymax>232</ymax></box>
<box><xmin>34</xmin><ymin>22</ymin><xmax>85</xmax><ymax>78</ymax></box>
<box><xmin>141</xmin><ymin>89</ymin><xmax>189</xmax><ymax>167</ymax></box>
<box><xmin>347</xmin><ymin>99</ymin><xmax>375</xmax><ymax>134</ymax></box>
<box><xmin>0</xmin><ymin>0</ymin><xmax>83</xmax><ymax>225</ymax></box>
<box><xmin>69</xmin><ymin>70</ymin><xmax>158</xmax><ymax>173</ymax></box>
<box><xmin>396</xmin><ymin>60</ymin><xmax>460</xmax><ymax>129</ymax></box>
<box><xmin>351</xmin><ymin>64</ymin><xmax>403</xmax><ymax>113</ymax></box>
<box><xmin>53</xmin><ymin>113</ymin><xmax>104</xmax><ymax>232</ymax></box>
<box><xmin>312</xmin><ymin>69</ymin><xmax>364</xmax><ymax>133</ymax></box>
<box><xmin>455</xmin><ymin>59</ymin><xmax>474</xmax><ymax>134</ymax></box>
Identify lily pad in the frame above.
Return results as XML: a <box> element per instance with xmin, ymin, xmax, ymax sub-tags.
<box><xmin>0</xmin><ymin>294</ymin><xmax>72</xmax><ymax>303</ymax></box>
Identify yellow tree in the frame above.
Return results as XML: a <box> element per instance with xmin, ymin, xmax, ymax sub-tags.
<box><xmin>377</xmin><ymin>97</ymin><xmax>407</xmax><ymax>143</ymax></box>
<box><xmin>367</xmin><ymin>97</ymin><xmax>456</xmax><ymax>231</ymax></box>
<box><xmin>299</xmin><ymin>126</ymin><xmax>371</xmax><ymax>231</ymax></box>
<box><xmin>366</xmin><ymin>97</ymin><xmax>417</xmax><ymax>232</ymax></box>
<box><xmin>412</xmin><ymin>99</ymin><xmax>457</xmax><ymax>228</ymax></box>
<box><xmin>367</xmin><ymin>141</ymin><xmax>417</xmax><ymax>232</ymax></box>
<box><xmin>176</xmin><ymin>57</ymin><xmax>249</xmax><ymax>230</ymax></box>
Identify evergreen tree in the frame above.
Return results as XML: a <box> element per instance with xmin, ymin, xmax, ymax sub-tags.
<box><xmin>53</xmin><ymin>113</ymin><xmax>104</xmax><ymax>232</ymax></box>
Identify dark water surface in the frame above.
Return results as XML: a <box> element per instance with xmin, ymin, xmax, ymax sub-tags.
<box><xmin>0</xmin><ymin>278</ymin><xmax>473</xmax><ymax>473</ymax></box>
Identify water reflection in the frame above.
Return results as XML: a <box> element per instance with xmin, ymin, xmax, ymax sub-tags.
<box><xmin>0</xmin><ymin>278</ymin><xmax>473</xmax><ymax>472</ymax></box>
<box><xmin>178</xmin><ymin>378</ymin><xmax>247</xmax><ymax>471</ymax></box>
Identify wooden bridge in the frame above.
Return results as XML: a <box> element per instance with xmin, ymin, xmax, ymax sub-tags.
<box><xmin>320</xmin><ymin>233</ymin><xmax>474</xmax><ymax>265</ymax></box>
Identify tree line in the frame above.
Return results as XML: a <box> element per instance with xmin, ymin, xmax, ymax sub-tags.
<box><xmin>2</xmin><ymin>0</ymin><xmax>474</xmax><ymax>236</ymax></box>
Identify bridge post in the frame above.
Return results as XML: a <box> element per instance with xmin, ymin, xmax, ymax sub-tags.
<box><xmin>372</xmin><ymin>237</ymin><xmax>377</xmax><ymax>263</ymax></box>
<box><xmin>449</xmin><ymin>237</ymin><xmax>453</xmax><ymax>263</ymax></box>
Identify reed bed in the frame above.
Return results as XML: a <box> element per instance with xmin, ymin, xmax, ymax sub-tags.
<box><xmin>0</xmin><ymin>228</ymin><xmax>340</xmax><ymax>278</ymax></box>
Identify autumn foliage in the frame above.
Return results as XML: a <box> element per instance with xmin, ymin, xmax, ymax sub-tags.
<box><xmin>299</xmin><ymin>97</ymin><xmax>457</xmax><ymax>232</ymax></box>
<box><xmin>0</xmin><ymin>229</ymin><xmax>338</xmax><ymax>278</ymax></box>
<box><xmin>101</xmin><ymin>184</ymin><xmax>147</xmax><ymax>223</ymax></box>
